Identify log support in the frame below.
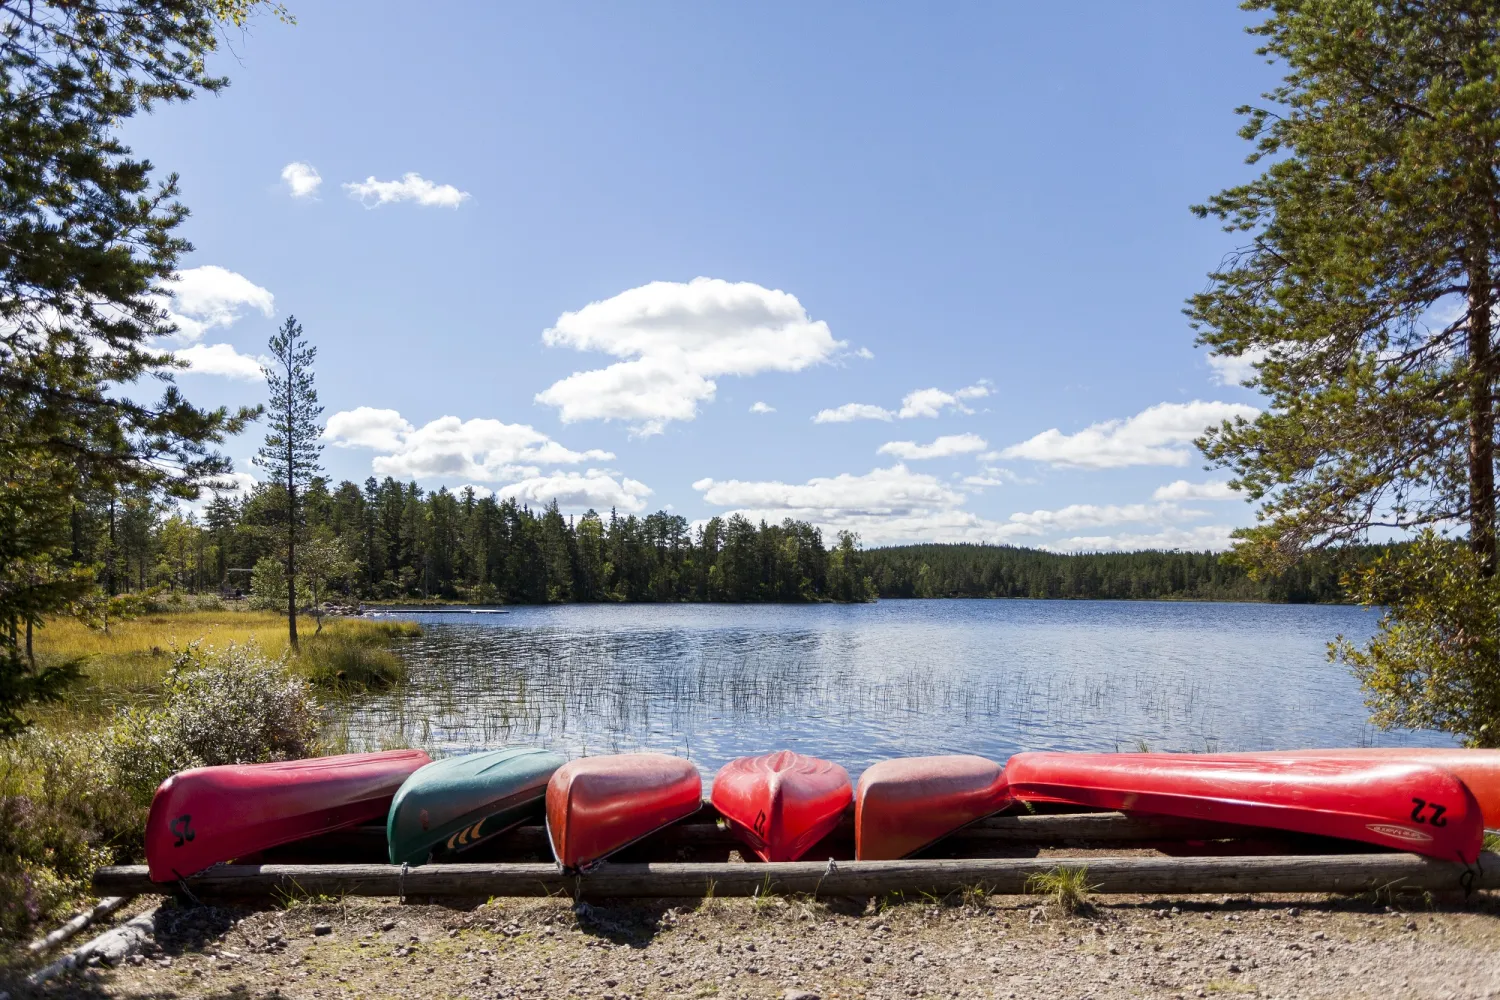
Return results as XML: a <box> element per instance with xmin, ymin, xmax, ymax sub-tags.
<box><xmin>94</xmin><ymin>851</ymin><xmax>1499</xmax><ymax>900</ymax></box>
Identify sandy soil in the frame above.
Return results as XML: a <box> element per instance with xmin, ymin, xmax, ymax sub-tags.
<box><xmin>14</xmin><ymin>887</ymin><xmax>1500</xmax><ymax>1000</ymax></box>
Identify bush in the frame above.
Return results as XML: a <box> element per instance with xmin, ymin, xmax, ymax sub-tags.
<box><xmin>0</xmin><ymin>731</ymin><xmax>135</xmax><ymax>938</ymax></box>
<box><xmin>0</xmin><ymin>640</ymin><xmax>324</xmax><ymax>938</ymax></box>
<box><xmin>106</xmin><ymin>640</ymin><xmax>321</xmax><ymax>801</ymax></box>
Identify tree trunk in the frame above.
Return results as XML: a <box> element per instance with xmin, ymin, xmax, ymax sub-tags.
<box><xmin>287</xmin><ymin>480</ymin><xmax>299</xmax><ymax>652</ymax></box>
<box><xmin>1468</xmin><ymin>254</ymin><xmax>1497</xmax><ymax>576</ymax></box>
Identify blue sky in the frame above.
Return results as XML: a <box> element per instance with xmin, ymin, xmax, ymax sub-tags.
<box><xmin>133</xmin><ymin>2</ymin><xmax>1278</xmax><ymax>551</ymax></box>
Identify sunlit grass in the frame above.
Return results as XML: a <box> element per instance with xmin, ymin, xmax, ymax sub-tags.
<box><xmin>31</xmin><ymin>608</ymin><xmax>420</xmax><ymax>723</ymax></box>
<box><xmin>1026</xmin><ymin>865</ymin><xmax>1097</xmax><ymax>915</ymax></box>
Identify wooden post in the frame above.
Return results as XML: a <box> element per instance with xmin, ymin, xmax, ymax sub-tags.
<box><xmin>94</xmin><ymin>851</ymin><xmax>1498</xmax><ymax>900</ymax></box>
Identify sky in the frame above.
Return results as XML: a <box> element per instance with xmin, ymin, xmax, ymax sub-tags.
<box><xmin>128</xmin><ymin>2</ymin><xmax>1282</xmax><ymax>552</ymax></box>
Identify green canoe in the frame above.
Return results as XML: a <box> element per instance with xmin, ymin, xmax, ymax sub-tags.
<box><xmin>387</xmin><ymin>747</ymin><xmax>567</xmax><ymax>866</ymax></box>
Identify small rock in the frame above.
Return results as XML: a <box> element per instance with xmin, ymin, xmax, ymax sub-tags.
<box><xmin>380</xmin><ymin>918</ymin><xmax>397</xmax><ymax>931</ymax></box>
<box><xmin>313</xmin><ymin>923</ymin><xmax>333</xmax><ymax>936</ymax></box>
<box><xmin>1288</xmin><ymin>907</ymin><xmax>1301</xmax><ymax>917</ymax></box>
<box><xmin>1228</xmin><ymin>964</ymin><xmax>1242</xmax><ymax>974</ymax></box>
<box><xmin>785</xmin><ymin>991</ymin><xmax>822</xmax><ymax>1000</ymax></box>
<box><xmin>448</xmin><ymin>928</ymin><xmax>459</xmax><ymax>938</ymax></box>
<box><xmin>1405</xmin><ymin>920</ymin><xmax>1418</xmax><ymax>931</ymax></box>
<box><xmin>1312</xmin><ymin>931</ymin><xmax>1326</xmax><ymax>941</ymax></box>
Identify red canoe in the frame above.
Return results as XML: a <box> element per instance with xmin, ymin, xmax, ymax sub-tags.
<box><xmin>145</xmin><ymin>749</ymin><xmax>431</xmax><ymax>882</ymax></box>
<box><xmin>855</xmin><ymin>755</ymin><xmax>1010</xmax><ymax>860</ymax></box>
<box><xmin>711</xmin><ymin>751</ymin><xmax>852</xmax><ymax>862</ymax></box>
<box><xmin>1251</xmin><ymin>748</ymin><xmax>1500</xmax><ymax>829</ymax></box>
<box><xmin>546</xmin><ymin>753</ymin><xmax>702</xmax><ymax>872</ymax></box>
<box><xmin>1004</xmin><ymin>752</ymin><xmax>1485</xmax><ymax>863</ymax></box>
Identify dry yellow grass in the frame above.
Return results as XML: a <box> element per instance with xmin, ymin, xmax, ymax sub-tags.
<box><xmin>31</xmin><ymin>608</ymin><xmax>420</xmax><ymax>721</ymax></box>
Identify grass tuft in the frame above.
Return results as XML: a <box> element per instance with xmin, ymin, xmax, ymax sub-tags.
<box><xmin>1484</xmin><ymin>831</ymin><xmax>1499</xmax><ymax>854</ymax></box>
<box><xmin>1026</xmin><ymin>865</ymin><xmax>1098</xmax><ymax>915</ymax></box>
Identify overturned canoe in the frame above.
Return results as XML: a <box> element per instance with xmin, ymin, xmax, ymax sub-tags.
<box><xmin>546</xmin><ymin>753</ymin><xmax>702</xmax><ymax>872</ymax></box>
<box><xmin>1252</xmin><ymin>748</ymin><xmax>1500</xmax><ymax>829</ymax></box>
<box><xmin>855</xmin><ymin>755</ymin><xmax>1010</xmax><ymax>861</ymax></box>
<box><xmin>1005</xmin><ymin>752</ymin><xmax>1485</xmax><ymax>863</ymax></box>
<box><xmin>388</xmin><ymin>747</ymin><xmax>567</xmax><ymax>866</ymax></box>
<box><xmin>145</xmin><ymin>750</ymin><xmax>431</xmax><ymax>882</ymax></box>
<box><xmin>711</xmin><ymin>751</ymin><xmax>852</xmax><ymax>862</ymax></box>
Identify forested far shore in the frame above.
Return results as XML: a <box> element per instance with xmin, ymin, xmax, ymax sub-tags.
<box><xmin>76</xmin><ymin>476</ymin><xmax>1379</xmax><ymax>607</ymax></box>
<box><xmin>861</xmin><ymin>544</ymin><xmax>1374</xmax><ymax>604</ymax></box>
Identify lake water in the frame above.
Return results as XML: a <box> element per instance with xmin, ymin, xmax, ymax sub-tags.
<box><xmin>343</xmin><ymin>600</ymin><xmax>1457</xmax><ymax>778</ymax></box>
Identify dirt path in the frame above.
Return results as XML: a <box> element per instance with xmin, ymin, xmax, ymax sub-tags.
<box><xmin>16</xmin><ymin>888</ymin><xmax>1499</xmax><ymax>1000</ymax></box>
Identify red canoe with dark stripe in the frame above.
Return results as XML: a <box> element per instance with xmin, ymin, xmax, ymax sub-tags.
<box><xmin>1004</xmin><ymin>752</ymin><xmax>1485</xmax><ymax>863</ymax></box>
<box><xmin>711</xmin><ymin>751</ymin><xmax>852</xmax><ymax>862</ymax></box>
<box><xmin>145</xmin><ymin>750</ymin><xmax>431</xmax><ymax>882</ymax></box>
<box><xmin>546</xmin><ymin>753</ymin><xmax>702</xmax><ymax>872</ymax></box>
<box><xmin>855</xmin><ymin>755</ymin><xmax>1010</xmax><ymax>860</ymax></box>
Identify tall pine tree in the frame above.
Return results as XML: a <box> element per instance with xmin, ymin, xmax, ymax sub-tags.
<box><xmin>1191</xmin><ymin>0</ymin><xmax>1500</xmax><ymax>744</ymax></box>
<box><xmin>254</xmin><ymin>317</ymin><xmax>323</xmax><ymax>649</ymax></box>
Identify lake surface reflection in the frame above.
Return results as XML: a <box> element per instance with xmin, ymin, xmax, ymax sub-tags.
<box><xmin>342</xmin><ymin>600</ymin><xmax>1457</xmax><ymax>777</ymax></box>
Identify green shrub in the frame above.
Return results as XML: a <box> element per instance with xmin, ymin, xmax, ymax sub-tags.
<box><xmin>106</xmin><ymin>640</ymin><xmax>321</xmax><ymax>802</ymax></box>
<box><xmin>0</xmin><ymin>731</ymin><xmax>134</xmax><ymax>938</ymax></box>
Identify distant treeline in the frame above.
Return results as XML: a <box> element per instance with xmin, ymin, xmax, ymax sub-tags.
<box><xmin>84</xmin><ymin>475</ymin><xmax>1375</xmax><ymax>606</ymax></box>
<box><xmin>88</xmin><ymin>478</ymin><xmax>878</xmax><ymax>605</ymax></box>
<box><xmin>861</xmin><ymin>544</ymin><xmax>1376</xmax><ymax>603</ymax></box>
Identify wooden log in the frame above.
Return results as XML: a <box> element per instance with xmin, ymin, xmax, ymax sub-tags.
<box><xmin>93</xmin><ymin>851</ymin><xmax>1499</xmax><ymax>900</ymax></box>
<box><xmin>27</xmin><ymin>895</ymin><xmax>130</xmax><ymax>954</ymax></box>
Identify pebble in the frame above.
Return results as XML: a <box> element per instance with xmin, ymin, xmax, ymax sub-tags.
<box><xmin>380</xmin><ymin>919</ymin><xmax>397</xmax><ymax>931</ymax></box>
<box><xmin>784</xmin><ymin>991</ymin><xmax>822</xmax><ymax>1000</ymax></box>
<box><xmin>313</xmin><ymin>923</ymin><xmax>332</xmax><ymax>936</ymax></box>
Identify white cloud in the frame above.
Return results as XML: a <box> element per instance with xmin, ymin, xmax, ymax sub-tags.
<box><xmin>749</xmin><ymin>401</ymin><xmax>776</xmax><ymax>414</ymax></box>
<box><xmin>536</xmin><ymin>277</ymin><xmax>843</xmax><ymax>434</ymax></box>
<box><xmin>1006</xmin><ymin>502</ymin><xmax>1202</xmax><ymax>534</ymax></box>
<box><xmin>1152</xmin><ymin>479</ymin><xmax>1239</xmax><ymax>501</ymax></box>
<box><xmin>694</xmin><ymin>464</ymin><xmax>965</xmax><ymax>515</ymax></box>
<box><xmin>324</xmin><ymin>407</ymin><xmax>414</xmax><ymax>452</ymax></box>
<box><xmin>693</xmin><ymin>461</ymin><xmax>1236</xmax><ymax>550</ymax></box>
<box><xmin>1000</xmin><ymin>400</ymin><xmax>1260</xmax><ymax>469</ymax></box>
<box><xmin>1207</xmin><ymin>347</ymin><xmax>1269</xmax><ymax>386</ymax></box>
<box><xmin>813</xmin><ymin>403</ymin><xmax>894</xmax><ymax>423</ymax></box>
<box><xmin>898</xmin><ymin>382</ymin><xmax>991</xmax><ymax>419</ymax></box>
<box><xmin>206</xmin><ymin>470</ymin><xmax>258</xmax><ymax>498</ymax></box>
<box><xmin>1044</xmin><ymin>524</ymin><xmax>1238</xmax><ymax>554</ymax></box>
<box><xmin>877</xmin><ymin>433</ymin><xmax>988</xmax><ymax>461</ymax></box>
<box><xmin>160</xmin><ymin>265</ymin><xmax>275</xmax><ymax>344</ymax></box>
<box><xmin>174</xmin><ymin>342</ymin><xmax>269</xmax><ymax>380</ymax></box>
<box><xmin>499</xmin><ymin>470</ymin><xmax>652</xmax><ymax>513</ymax></box>
<box><xmin>344</xmin><ymin>172</ymin><xmax>470</xmax><ymax>208</ymax></box>
<box><xmin>324</xmin><ymin>409</ymin><xmax>614</xmax><ymax>482</ymax></box>
<box><xmin>854</xmin><ymin>347</ymin><xmax>875</xmax><ymax>360</ymax></box>
<box><xmin>280</xmin><ymin>161</ymin><xmax>322</xmax><ymax>198</ymax></box>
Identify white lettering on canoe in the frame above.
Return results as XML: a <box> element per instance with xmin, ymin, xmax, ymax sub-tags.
<box><xmin>1366</xmin><ymin>823</ymin><xmax>1434</xmax><ymax>844</ymax></box>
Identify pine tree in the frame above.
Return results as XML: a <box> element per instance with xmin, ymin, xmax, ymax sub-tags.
<box><xmin>254</xmin><ymin>317</ymin><xmax>323</xmax><ymax>650</ymax></box>
<box><xmin>1190</xmin><ymin>1</ymin><xmax>1500</xmax><ymax>744</ymax></box>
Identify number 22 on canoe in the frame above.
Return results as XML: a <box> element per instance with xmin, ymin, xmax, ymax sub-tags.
<box><xmin>854</xmin><ymin>755</ymin><xmax>1010</xmax><ymax>861</ymax></box>
<box><xmin>1004</xmin><ymin>752</ymin><xmax>1485</xmax><ymax>864</ymax></box>
<box><xmin>546</xmin><ymin>753</ymin><xmax>702</xmax><ymax>873</ymax></box>
<box><xmin>1249</xmin><ymin>748</ymin><xmax>1500</xmax><ymax>830</ymax></box>
<box><xmin>144</xmin><ymin>750</ymin><xmax>432</xmax><ymax>882</ymax></box>
<box><xmin>711</xmin><ymin>751</ymin><xmax>852</xmax><ymax>862</ymax></box>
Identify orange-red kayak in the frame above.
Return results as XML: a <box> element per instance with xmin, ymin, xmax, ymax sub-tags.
<box><xmin>1251</xmin><ymin>749</ymin><xmax>1500</xmax><ymax>828</ymax></box>
<box><xmin>711</xmin><ymin>751</ymin><xmax>852</xmax><ymax>862</ymax></box>
<box><xmin>1005</xmin><ymin>752</ymin><xmax>1485</xmax><ymax>863</ymax></box>
<box><xmin>145</xmin><ymin>750</ymin><xmax>431</xmax><ymax>882</ymax></box>
<box><xmin>855</xmin><ymin>755</ymin><xmax>1009</xmax><ymax>861</ymax></box>
<box><xmin>546</xmin><ymin>753</ymin><xmax>702</xmax><ymax>872</ymax></box>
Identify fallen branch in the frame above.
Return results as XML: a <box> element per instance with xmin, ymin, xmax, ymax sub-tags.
<box><xmin>27</xmin><ymin>896</ymin><xmax>131</xmax><ymax>954</ymax></box>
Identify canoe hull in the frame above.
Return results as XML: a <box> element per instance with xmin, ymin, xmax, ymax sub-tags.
<box><xmin>388</xmin><ymin>747</ymin><xmax>567</xmax><ymax>866</ymax></box>
<box><xmin>711</xmin><ymin>751</ymin><xmax>852</xmax><ymax>862</ymax></box>
<box><xmin>855</xmin><ymin>755</ymin><xmax>1010</xmax><ymax>860</ymax></box>
<box><xmin>1004</xmin><ymin>752</ymin><xmax>1485</xmax><ymax>863</ymax></box>
<box><xmin>546</xmin><ymin>753</ymin><xmax>702</xmax><ymax>872</ymax></box>
<box><xmin>1250</xmin><ymin>749</ymin><xmax>1500</xmax><ymax>829</ymax></box>
<box><xmin>145</xmin><ymin>750</ymin><xmax>431</xmax><ymax>882</ymax></box>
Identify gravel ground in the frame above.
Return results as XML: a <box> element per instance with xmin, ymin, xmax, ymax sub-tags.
<box><xmin>12</xmin><ymin>887</ymin><xmax>1499</xmax><ymax>1000</ymax></box>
